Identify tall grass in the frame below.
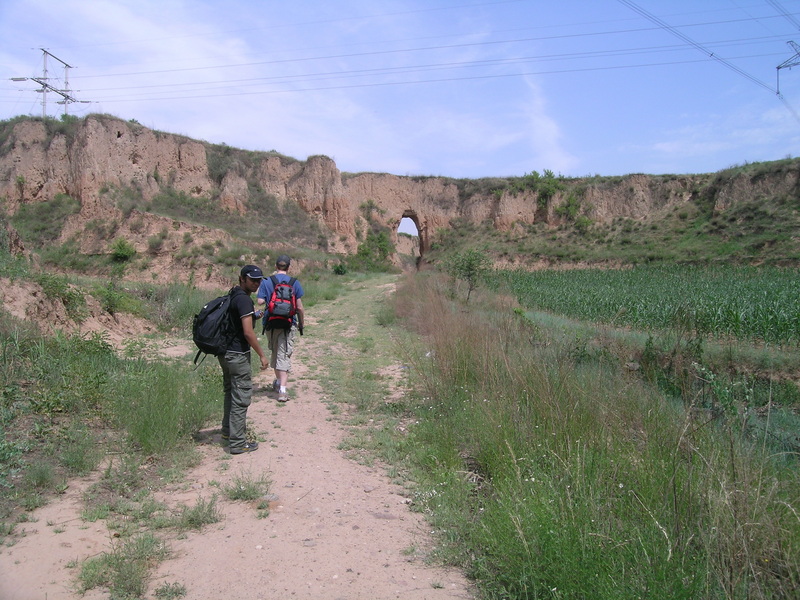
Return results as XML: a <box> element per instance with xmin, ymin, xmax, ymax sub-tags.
<box><xmin>109</xmin><ymin>359</ymin><xmax>219</xmax><ymax>454</ymax></box>
<box><xmin>393</xmin><ymin>273</ymin><xmax>800</xmax><ymax>599</ymax></box>
<box><xmin>0</xmin><ymin>298</ymin><xmax>220</xmax><ymax>518</ymax></box>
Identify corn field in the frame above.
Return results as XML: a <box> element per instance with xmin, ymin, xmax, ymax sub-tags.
<box><xmin>491</xmin><ymin>264</ymin><xmax>800</xmax><ymax>346</ymax></box>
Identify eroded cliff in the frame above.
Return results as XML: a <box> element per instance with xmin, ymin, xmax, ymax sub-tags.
<box><xmin>2</xmin><ymin>115</ymin><xmax>798</xmax><ymax>268</ymax></box>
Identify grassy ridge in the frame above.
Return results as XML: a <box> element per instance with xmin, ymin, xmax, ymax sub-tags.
<box><xmin>389</xmin><ymin>272</ymin><xmax>800</xmax><ymax>599</ymax></box>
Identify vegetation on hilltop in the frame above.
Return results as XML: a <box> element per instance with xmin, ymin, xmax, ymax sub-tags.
<box><xmin>427</xmin><ymin>160</ymin><xmax>800</xmax><ymax>268</ymax></box>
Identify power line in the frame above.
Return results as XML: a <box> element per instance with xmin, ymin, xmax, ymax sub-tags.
<box><xmin>68</xmin><ymin>12</ymin><xmax>797</xmax><ymax>81</ymax></box>
<box><xmin>4</xmin><ymin>5</ymin><xmax>799</xmax><ymax>110</ymax></box>
<box><xmin>617</xmin><ymin>0</ymin><xmax>777</xmax><ymax>95</ymax></box>
<box><xmin>766</xmin><ymin>0</ymin><xmax>800</xmax><ymax>32</ymax></box>
<box><xmin>70</xmin><ymin>55</ymin><xmax>781</xmax><ymax>105</ymax></box>
<box><xmin>64</xmin><ymin>32</ymin><xmax>790</xmax><ymax>96</ymax></box>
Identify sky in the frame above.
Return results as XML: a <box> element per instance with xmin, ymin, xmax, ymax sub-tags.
<box><xmin>2</xmin><ymin>0</ymin><xmax>800</xmax><ymax>184</ymax></box>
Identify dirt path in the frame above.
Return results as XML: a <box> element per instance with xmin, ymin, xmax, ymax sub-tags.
<box><xmin>0</xmin><ymin>274</ymin><xmax>472</xmax><ymax>600</ymax></box>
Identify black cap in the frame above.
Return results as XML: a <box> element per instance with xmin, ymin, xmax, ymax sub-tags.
<box><xmin>240</xmin><ymin>265</ymin><xmax>264</xmax><ymax>279</ymax></box>
<box><xmin>276</xmin><ymin>255</ymin><xmax>291</xmax><ymax>268</ymax></box>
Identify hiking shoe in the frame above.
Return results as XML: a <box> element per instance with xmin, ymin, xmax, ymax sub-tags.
<box><xmin>272</xmin><ymin>380</ymin><xmax>280</xmax><ymax>393</ymax></box>
<box><xmin>221</xmin><ymin>432</ymin><xmax>229</xmax><ymax>440</ymax></box>
<box><xmin>277</xmin><ymin>392</ymin><xmax>289</xmax><ymax>403</ymax></box>
<box><xmin>230</xmin><ymin>441</ymin><xmax>259</xmax><ymax>455</ymax></box>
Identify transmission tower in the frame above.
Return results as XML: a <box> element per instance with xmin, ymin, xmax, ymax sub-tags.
<box><xmin>777</xmin><ymin>41</ymin><xmax>800</xmax><ymax>95</ymax></box>
<box><xmin>9</xmin><ymin>48</ymin><xmax>89</xmax><ymax>117</ymax></box>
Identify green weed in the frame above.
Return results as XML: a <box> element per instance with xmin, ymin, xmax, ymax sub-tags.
<box><xmin>173</xmin><ymin>496</ymin><xmax>221</xmax><ymax>531</ymax></box>
<box><xmin>10</xmin><ymin>193</ymin><xmax>80</xmax><ymax>248</ymax></box>
<box><xmin>154</xmin><ymin>581</ymin><xmax>187</xmax><ymax>599</ymax></box>
<box><xmin>78</xmin><ymin>532</ymin><xmax>169</xmax><ymax>598</ymax></box>
<box><xmin>223</xmin><ymin>470</ymin><xmax>271</xmax><ymax>501</ymax></box>
<box><xmin>109</xmin><ymin>359</ymin><xmax>219</xmax><ymax>454</ymax></box>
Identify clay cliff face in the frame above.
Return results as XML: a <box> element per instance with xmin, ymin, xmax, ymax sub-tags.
<box><xmin>1</xmin><ymin>115</ymin><xmax>798</xmax><ymax>260</ymax></box>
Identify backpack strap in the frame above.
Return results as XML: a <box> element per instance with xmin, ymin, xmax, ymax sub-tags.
<box><xmin>262</xmin><ymin>277</ymin><xmax>278</xmax><ymax>335</ymax></box>
<box><xmin>193</xmin><ymin>349</ymin><xmax>207</xmax><ymax>368</ymax></box>
<box><xmin>269</xmin><ymin>275</ymin><xmax>296</xmax><ymax>288</ymax></box>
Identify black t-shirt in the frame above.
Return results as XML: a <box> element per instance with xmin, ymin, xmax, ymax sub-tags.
<box><xmin>228</xmin><ymin>287</ymin><xmax>255</xmax><ymax>353</ymax></box>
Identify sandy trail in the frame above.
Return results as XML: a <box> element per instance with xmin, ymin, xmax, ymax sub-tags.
<box><xmin>0</xmin><ymin>277</ymin><xmax>472</xmax><ymax>600</ymax></box>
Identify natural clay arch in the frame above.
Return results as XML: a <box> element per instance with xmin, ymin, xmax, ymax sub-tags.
<box><xmin>399</xmin><ymin>209</ymin><xmax>428</xmax><ymax>256</ymax></box>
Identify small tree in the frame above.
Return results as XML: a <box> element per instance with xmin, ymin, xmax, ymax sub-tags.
<box><xmin>447</xmin><ymin>249</ymin><xmax>492</xmax><ymax>301</ymax></box>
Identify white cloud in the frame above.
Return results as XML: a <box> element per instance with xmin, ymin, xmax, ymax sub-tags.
<box><xmin>3</xmin><ymin>0</ymin><xmax>799</xmax><ymax>177</ymax></box>
<box><xmin>519</xmin><ymin>75</ymin><xmax>578</xmax><ymax>175</ymax></box>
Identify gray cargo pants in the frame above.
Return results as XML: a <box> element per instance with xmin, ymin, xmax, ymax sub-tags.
<box><xmin>218</xmin><ymin>351</ymin><xmax>252</xmax><ymax>451</ymax></box>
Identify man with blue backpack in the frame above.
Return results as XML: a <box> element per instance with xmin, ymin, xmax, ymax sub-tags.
<box><xmin>257</xmin><ymin>255</ymin><xmax>305</xmax><ymax>402</ymax></box>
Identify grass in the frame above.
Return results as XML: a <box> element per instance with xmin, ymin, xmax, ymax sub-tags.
<box><xmin>2</xmin><ymin>174</ymin><xmax>799</xmax><ymax>596</ymax></box>
<box><xmin>154</xmin><ymin>581</ymin><xmax>188</xmax><ymax>599</ymax></box>
<box><xmin>427</xmin><ymin>163</ymin><xmax>800</xmax><ymax>268</ymax></box>
<box><xmin>173</xmin><ymin>496</ymin><xmax>222</xmax><ymax>531</ymax></box>
<box><xmin>9</xmin><ymin>193</ymin><xmax>81</xmax><ymax>248</ymax></box>
<box><xmin>0</xmin><ymin>254</ymin><xmax>234</xmax><ymax>597</ymax></box>
<box><xmin>222</xmin><ymin>469</ymin><xmax>272</xmax><ymax>501</ymax></box>
<box><xmin>385</xmin><ymin>272</ymin><xmax>800</xmax><ymax>599</ymax></box>
<box><xmin>78</xmin><ymin>532</ymin><xmax>171</xmax><ymax>598</ymax></box>
<box><xmin>0</xmin><ymin>247</ymin><xmax>347</xmax><ymax>561</ymax></box>
<box><xmin>304</xmin><ymin>272</ymin><xmax>413</xmax><ymax>471</ymax></box>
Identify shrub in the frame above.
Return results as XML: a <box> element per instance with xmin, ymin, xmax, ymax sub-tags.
<box><xmin>348</xmin><ymin>230</ymin><xmax>396</xmax><ymax>273</ymax></box>
<box><xmin>110</xmin><ymin>238</ymin><xmax>136</xmax><ymax>262</ymax></box>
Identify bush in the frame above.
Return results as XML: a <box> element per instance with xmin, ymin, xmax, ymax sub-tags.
<box><xmin>33</xmin><ymin>272</ymin><xmax>87</xmax><ymax>321</ymax></box>
<box><xmin>348</xmin><ymin>230</ymin><xmax>396</xmax><ymax>272</ymax></box>
<box><xmin>110</xmin><ymin>238</ymin><xmax>136</xmax><ymax>262</ymax></box>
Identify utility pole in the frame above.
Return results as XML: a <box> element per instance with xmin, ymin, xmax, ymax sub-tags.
<box><xmin>9</xmin><ymin>48</ymin><xmax>89</xmax><ymax>117</ymax></box>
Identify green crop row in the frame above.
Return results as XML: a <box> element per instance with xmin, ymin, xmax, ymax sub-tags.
<box><xmin>490</xmin><ymin>265</ymin><xmax>800</xmax><ymax>345</ymax></box>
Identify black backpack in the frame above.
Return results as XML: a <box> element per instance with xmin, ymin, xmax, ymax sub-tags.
<box><xmin>263</xmin><ymin>275</ymin><xmax>297</xmax><ymax>332</ymax></box>
<box><xmin>192</xmin><ymin>287</ymin><xmax>242</xmax><ymax>364</ymax></box>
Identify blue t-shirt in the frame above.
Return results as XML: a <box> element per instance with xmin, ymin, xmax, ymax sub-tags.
<box><xmin>257</xmin><ymin>274</ymin><xmax>304</xmax><ymax>325</ymax></box>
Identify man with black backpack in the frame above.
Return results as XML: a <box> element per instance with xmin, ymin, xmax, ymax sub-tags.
<box><xmin>219</xmin><ymin>265</ymin><xmax>269</xmax><ymax>454</ymax></box>
<box><xmin>257</xmin><ymin>255</ymin><xmax>305</xmax><ymax>402</ymax></box>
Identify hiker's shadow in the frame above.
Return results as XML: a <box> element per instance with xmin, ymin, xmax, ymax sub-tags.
<box><xmin>193</xmin><ymin>428</ymin><xmax>227</xmax><ymax>446</ymax></box>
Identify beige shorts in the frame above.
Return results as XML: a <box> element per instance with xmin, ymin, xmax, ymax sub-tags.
<box><xmin>267</xmin><ymin>327</ymin><xmax>295</xmax><ymax>372</ymax></box>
